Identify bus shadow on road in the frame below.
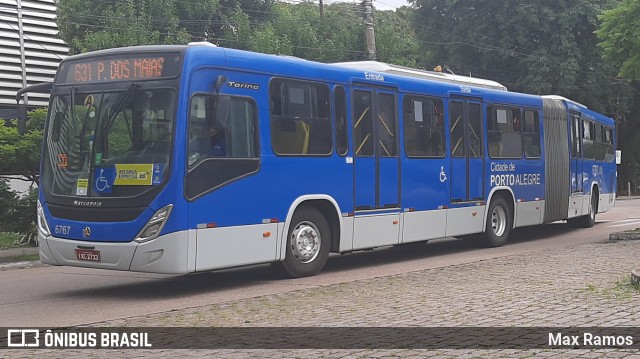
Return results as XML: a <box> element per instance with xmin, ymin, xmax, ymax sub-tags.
<box><xmin>320</xmin><ymin>221</ymin><xmax>593</xmax><ymax>273</ymax></box>
<box><xmin>64</xmin><ymin>222</ymin><xmax>595</xmax><ymax>300</ymax></box>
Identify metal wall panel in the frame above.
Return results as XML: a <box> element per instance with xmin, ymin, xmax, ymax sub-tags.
<box><xmin>0</xmin><ymin>0</ymin><xmax>68</xmax><ymax>110</ymax></box>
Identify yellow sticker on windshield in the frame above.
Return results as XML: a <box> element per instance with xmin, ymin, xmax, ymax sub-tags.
<box><xmin>114</xmin><ymin>164</ymin><xmax>153</xmax><ymax>186</ymax></box>
<box><xmin>76</xmin><ymin>178</ymin><xmax>88</xmax><ymax>196</ymax></box>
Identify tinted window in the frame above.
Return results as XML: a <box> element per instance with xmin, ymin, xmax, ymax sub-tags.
<box><xmin>403</xmin><ymin>95</ymin><xmax>444</xmax><ymax>157</ymax></box>
<box><xmin>270</xmin><ymin>79</ymin><xmax>331</xmax><ymax>155</ymax></box>
<box><xmin>334</xmin><ymin>86</ymin><xmax>348</xmax><ymax>156</ymax></box>
<box><xmin>523</xmin><ymin>109</ymin><xmax>540</xmax><ymax>158</ymax></box>
<box><xmin>488</xmin><ymin>106</ymin><xmax>522</xmax><ymax>158</ymax></box>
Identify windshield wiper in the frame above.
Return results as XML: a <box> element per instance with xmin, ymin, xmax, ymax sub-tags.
<box><xmin>105</xmin><ymin>83</ymin><xmax>140</xmax><ymax>130</ymax></box>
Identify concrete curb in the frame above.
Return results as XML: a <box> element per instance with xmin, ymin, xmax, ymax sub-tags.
<box><xmin>609</xmin><ymin>231</ymin><xmax>640</xmax><ymax>241</ymax></box>
<box><xmin>0</xmin><ymin>260</ymin><xmax>46</xmax><ymax>271</ymax></box>
<box><xmin>608</xmin><ymin>231</ymin><xmax>640</xmax><ymax>286</ymax></box>
<box><xmin>0</xmin><ymin>246</ymin><xmax>41</xmax><ymax>271</ymax></box>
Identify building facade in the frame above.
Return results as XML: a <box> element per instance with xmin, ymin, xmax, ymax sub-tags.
<box><xmin>0</xmin><ymin>0</ymin><xmax>68</xmax><ymax>118</ymax></box>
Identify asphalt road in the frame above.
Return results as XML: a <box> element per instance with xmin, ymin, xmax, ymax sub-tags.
<box><xmin>1</xmin><ymin>198</ymin><xmax>638</xmax><ymax>328</ymax></box>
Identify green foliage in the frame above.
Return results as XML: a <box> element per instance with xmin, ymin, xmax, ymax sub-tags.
<box><xmin>56</xmin><ymin>0</ymin><xmax>278</xmax><ymax>54</ymax></box>
<box><xmin>244</xmin><ymin>2</ymin><xmax>417</xmax><ymax>64</ymax></box>
<box><xmin>0</xmin><ymin>115</ymin><xmax>43</xmax><ymax>183</ymax></box>
<box><xmin>0</xmin><ymin>181</ymin><xmax>36</xmax><ymax>236</ymax></box>
<box><xmin>597</xmin><ymin>0</ymin><xmax>640</xmax><ymax>80</ymax></box>
<box><xmin>0</xmin><ymin>232</ymin><xmax>21</xmax><ymax>250</ymax></box>
<box><xmin>0</xmin><ymin>110</ymin><xmax>43</xmax><ymax>237</ymax></box>
<box><xmin>410</xmin><ymin>0</ymin><xmax>619</xmax><ymax>98</ymax></box>
<box><xmin>247</xmin><ymin>2</ymin><xmax>363</xmax><ymax>61</ymax></box>
<box><xmin>57</xmin><ymin>0</ymin><xmax>197</xmax><ymax>53</ymax></box>
<box><xmin>0</xmin><ymin>180</ymin><xmax>16</xmax><ymax>222</ymax></box>
<box><xmin>375</xmin><ymin>8</ymin><xmax>419</xmax><ymax>67</ymax></box>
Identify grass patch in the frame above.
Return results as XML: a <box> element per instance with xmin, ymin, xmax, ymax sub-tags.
<box><xmin>0</xmin><ymin>232</ymin><xmax>21</xmax><ymax>250</ymax></box>
<box><xmin>582</xmin><ymin>276</ymin><xmax>640</xmax><ymax>299</ymax></box>
<box><xmin>8</xmin><ymin>253</ymin><xmax>39</xmax><ymax>262</ymax></box>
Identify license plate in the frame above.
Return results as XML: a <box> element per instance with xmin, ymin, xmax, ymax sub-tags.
<box><xmin>75</xmin><ymin>249</ymin><xmax>101</xmax><ymax>262</ymax></box>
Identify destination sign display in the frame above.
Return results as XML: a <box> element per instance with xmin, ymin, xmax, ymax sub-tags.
<box><xmin>59</xmin><ymin>53</ymin><xmax>182</xmax><ymax>84</ymax></box>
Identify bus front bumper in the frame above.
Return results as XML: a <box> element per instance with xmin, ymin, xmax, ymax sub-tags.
<box><xmin>38</xmin><ymin>231</ymin><xmax>193</xmax><ymax>274</ymax></box>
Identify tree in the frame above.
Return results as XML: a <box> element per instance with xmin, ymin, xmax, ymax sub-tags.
<box><xmin>245</xmin><ymin>2</ymin><xmax>419</xmax><ymax>64</ymax></box>
<box><xmin>57</xmin><ymin>0</ymin><xmax>208</xmax><ymax>53</ymax></box>
<box><xmin>374</xmin><ymin>7</ymin><xmax>420</xmax><ymax>67</ymax></box>
<box><xmin>56</xmin><ymin>0</ymin><xmax>277</xmax><ymax>54</ymax></box>
<box><xmin>597</xmin><ymin>0</ymin><xmax>640</xmax><ymax>80</ymax></box>
<box><xmin>409</xmin><ymin>0</ymin><xmax>620</xmax><ymax>99</ymax></box>
<box><xmin>247</xmin><ymin>2</ymin><xmax>365</xmax><ymax>62</ymax></box>
<box><xmin>0</xmin><ymin>112</ymin><xmax>44</xmax><ymax>185</ymax></box>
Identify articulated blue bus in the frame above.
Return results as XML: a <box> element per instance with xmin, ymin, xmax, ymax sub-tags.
<box><xmin>17</xmin><ymin>43</ymin><xmax>616</xmax><ymax>277</ymax></box>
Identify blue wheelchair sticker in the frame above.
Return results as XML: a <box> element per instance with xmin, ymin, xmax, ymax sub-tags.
<box><xmin>94</xmin><ymin>167</ymin><xmax>115</xmax><ymax>193</ymax></box>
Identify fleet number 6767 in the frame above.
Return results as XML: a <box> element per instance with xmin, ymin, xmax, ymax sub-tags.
<box><xmin>54</xmin><ymin>225</ymin><xmax>70</xmax><ymax>235</ymax></box>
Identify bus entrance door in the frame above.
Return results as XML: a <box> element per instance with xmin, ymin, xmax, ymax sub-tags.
<box><xmin>570</xmin><ymin>112</ymin><xmax>583</xmax><ymax>193</ymax></box>
<box><xmin>446</xmin><ymin>98</ymin><xmax>485</xmax><ymax>237</ymax></box>
<box><xmin>351</xmin><ymin>87</ymin><xmax>401</xmax><ymax>250</ymax></box>
<box><xmin>449</xmin><ymin>99</ymin><xmax>484</xmax><ymax>203</ymax></box>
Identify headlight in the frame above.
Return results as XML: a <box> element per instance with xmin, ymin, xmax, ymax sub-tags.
<box><xmin>134</xmin><ymin>205</ymin><xmax>173</xmax><ymax>243</ymax></box>
<box><xmin>37</xmin><ymin>200</ymin><xmax>51</xmax><ymax>237</ymax></box>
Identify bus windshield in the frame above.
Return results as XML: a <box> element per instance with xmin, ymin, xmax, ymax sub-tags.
<box><xmin>42</xmin><ymin>86</ymin><xmax>176</xmax><ymax>198</ymax></box>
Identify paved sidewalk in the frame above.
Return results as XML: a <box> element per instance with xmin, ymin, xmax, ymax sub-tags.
<box><xmin>4</xmin><ymin>237</ymin><xmax>640</xmax><ymax>358</ymax></box>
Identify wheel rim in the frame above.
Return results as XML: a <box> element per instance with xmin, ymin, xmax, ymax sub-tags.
<box><xmin>491</xmin><ymin>205</ymin><xmax>507</xmax><ymax>237</ymax></box>
<box><xmin>290</xmin><ymin>221</ymin><xmax>321</xmax><ymax>263</ymax></box>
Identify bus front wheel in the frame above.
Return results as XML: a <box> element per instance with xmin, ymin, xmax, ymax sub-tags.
<box><xmin>481</xmin><ymin>197</ymin><xmax>512</xmax><ymax>247</ymax></box>
<box><xmin>280</xmin><ymin>206</ymin><xmax>330</xmax><ymax>278</ymax></box>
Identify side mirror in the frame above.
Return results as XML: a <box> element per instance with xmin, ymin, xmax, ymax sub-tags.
<box><xmin>17</xmin><ymin>103</ymin><xmax>27</xmax><ymax>135</ymax></box>
<box><xmin>215</xmin><ymin>75</ymin><xmax>227</xmax><ymax>94</ymax></box>
<box><xmin>15</xmin><ymin>82</ymin><xmax>53</xmax><ymax>135</ymax></box>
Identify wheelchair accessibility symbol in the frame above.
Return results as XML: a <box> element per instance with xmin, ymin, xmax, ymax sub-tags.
<box><xmin>94</xmin><ymin>168</ymin><xmax>114</xmax><ymax>193</ymax></box>
<box><xmin>440</xmin><ymin>166</ymin><xmax>447</xmax><ymax>183</ymax></box>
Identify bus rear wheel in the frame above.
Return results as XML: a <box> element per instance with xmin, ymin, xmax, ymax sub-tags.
<box><xmin>279</xmin><ymin>206</ymin><xmax>330</xmax><ymax>278</ymax></box>
<box><xmin>481</xmin><ymin>197</ymin><xmax>512</xmax><ymax>247</ymax></box>
<box><xmin>568</xmin><ymin>192</ymin><xmax>597</xmax><ymax>228</ymax></box>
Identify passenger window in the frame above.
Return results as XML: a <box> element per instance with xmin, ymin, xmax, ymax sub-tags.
<box><xmin>403</xmin><ymin>95</ymin><xmax>444</xmax><ymax>157</ymax></box>
<box><xmin>186</xmin><ymin>94</ymin><xmax>259</xmax><ymax>199</ymax></box>
<box><xmin>269</xmin><ymin>79</ymin><xmax>331</xmax><ymax>155</ymax></box>
<box><xmin>582</xmin><ymin>119</ymin><xmax>595</xmax><ymax>159</ymax></box>
<box><xmin>488</xmin><ymin>106</ymin><xmax>522</xmax><ymax>158</ymax></box>
<box><xmin>523</xmin><ymin>110</ymin><xmax>540</xmax><ymax>158</ymax></box>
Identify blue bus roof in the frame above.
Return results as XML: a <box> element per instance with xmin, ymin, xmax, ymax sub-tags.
<box><xmin>60</xmin><ymin>44</ymin><xmax>608</xmax><ymax>121</ymax></box>
<box><xmin>185</xmin><ymin>45</ymin><xmax>544</xmax><ymax>108</ymax></box>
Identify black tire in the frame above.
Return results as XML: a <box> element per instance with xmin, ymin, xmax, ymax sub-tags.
<box><xmin>568</xmin><ymin>192</ymin><xmax>597</xmax><ymax>228</ymax></box>
<box><xmin>480</xmin><ymin>197</ymin><xmax>512</xmax><ymax>247</ymax></box>
<box><xmin>279</xmin><ymin>206</ymin><xmax>330</xmax><ymax>278</ymax></box>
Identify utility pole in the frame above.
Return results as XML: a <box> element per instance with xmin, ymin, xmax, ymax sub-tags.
<box><xmin>17</xmin><ymin>0</ymin><xmax>28</xmax><ymax>107</ymax></box>
<box><xmin>319</xmin><ymin>0</ymin><xmax>324</xmax><ymax>17</ymax></box>
<box><xmin>362</xmin><ymin>0</ymin><xmax>376</xmax><ymax>60</ymax></box>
